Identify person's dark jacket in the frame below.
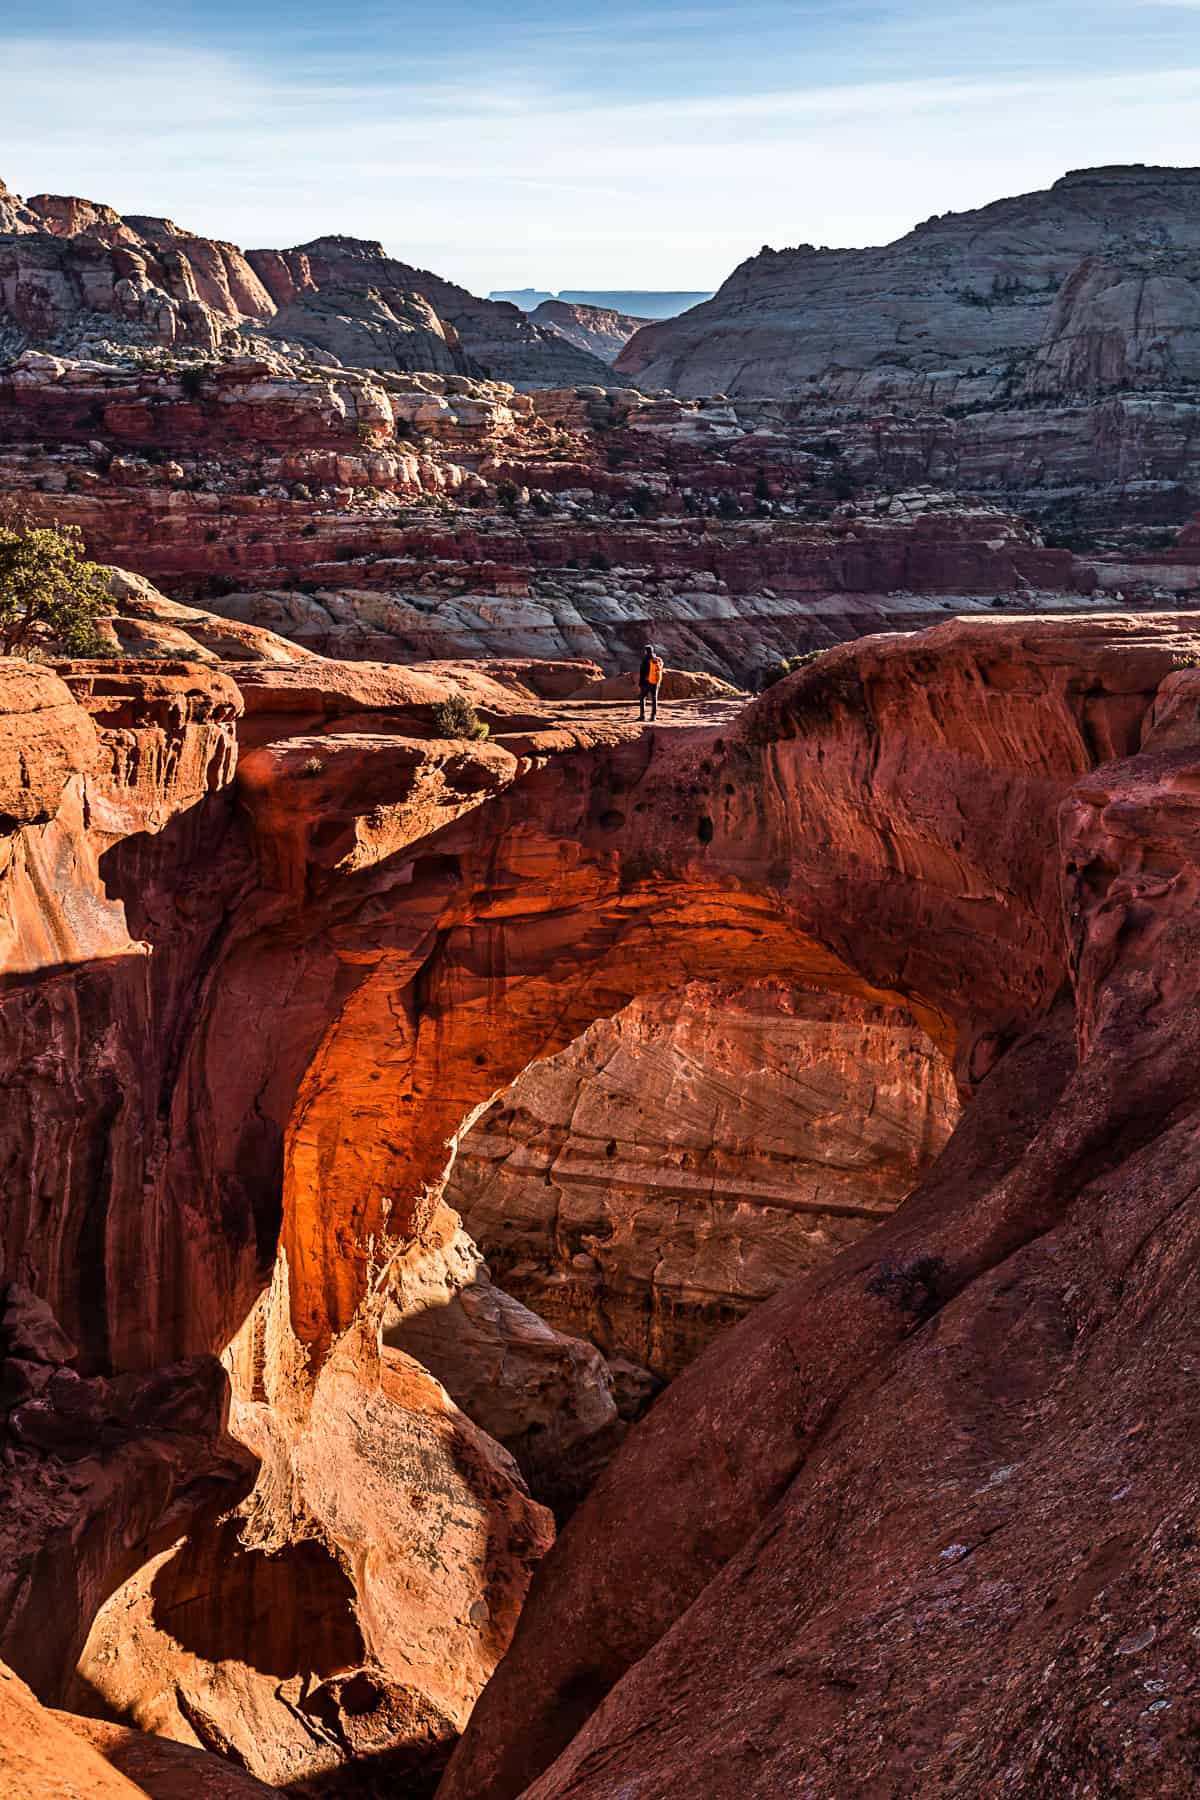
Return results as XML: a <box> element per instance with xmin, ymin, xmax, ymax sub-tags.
<box><xmin>639</xmin><ymin>651</ymin><xmax>655</xmax><ymax>689</ymax></box>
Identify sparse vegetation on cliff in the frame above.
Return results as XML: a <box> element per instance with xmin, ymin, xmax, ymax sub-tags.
<box><xmin>0</xmin><ymin>515</ymin><xmax>110</xmax><ymax>659</ymax></box>
<box><xmin>757</xmin><ymin>647</ymin><xmax>829</xmax><ymax>690</ymax></box>
<box><xmin>433</xmin><ymin>694</ymin><xmax>490</xmax><ymax>740</ymax></box>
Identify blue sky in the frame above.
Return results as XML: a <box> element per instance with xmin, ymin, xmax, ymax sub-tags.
<box><xmin>3</xmin><ymin>1</ymin><xmax>1199</xmax><ymax>294</ymax></box>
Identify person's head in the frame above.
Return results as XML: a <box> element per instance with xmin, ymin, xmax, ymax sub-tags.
<box><xmin>643</xmin><ymin>643</ymin><xmax>654</xmax><ymax>656</ymax></box>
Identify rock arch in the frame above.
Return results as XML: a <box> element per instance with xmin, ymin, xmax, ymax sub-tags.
<box><xmin>4</xmin><ymin>613</ymin><xmax>1193</xmax><ymax>1789</ymax></box>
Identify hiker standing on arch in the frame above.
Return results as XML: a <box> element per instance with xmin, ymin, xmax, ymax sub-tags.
<box><xmin>638</xmin><ymin>643</ymin><xmax>664</xmax><ymax>722</ymax></box>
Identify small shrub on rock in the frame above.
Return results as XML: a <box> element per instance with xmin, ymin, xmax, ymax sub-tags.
<box><xmin>432</xmin><ymin>695</ymin><xmax>490</xmax><ymax>741</ymax></box>
<box><xmin>0</xmin><ymin>514</ymin><xmax>110</xmax><ymax>659</ymax></box>
<box><xmin>866</xmin><ymin>1254</ymin><xmax>948</xmax><ymax>1321</ymax></box>
<box><xmin>757</xmin><ymin>648</ymin><xmax>829</xmax><ymax>691</ymax></box>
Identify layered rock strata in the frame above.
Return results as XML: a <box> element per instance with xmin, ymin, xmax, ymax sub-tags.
<box><xmin>529</xmin><ymin>300</ymin><xmax>650</xmax><ymax>364</ymax></box>
<box><xmin>450</xmin><ymin>982</ymin><xmax>958</xmax><ymax>1378</ymax></box>
<box><xmin>618</xmin><ymin>165</ymin><xmax>1200</xmax><ymax>402</ymax></box>
<box><xmin>5</xmin><ymin>344</ymin><xmax>1200</xmax><ymax>693</ymax></box>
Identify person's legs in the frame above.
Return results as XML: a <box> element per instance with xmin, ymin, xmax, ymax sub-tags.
<box><xmin>638</xmin><ymin>688</ymin><xmax>647</xmax><ymax>720</ymax></box>
<box><xmin>650</xmin><ymin>687</ymin><xmax>658</xmax><ymax>721</ymax></box>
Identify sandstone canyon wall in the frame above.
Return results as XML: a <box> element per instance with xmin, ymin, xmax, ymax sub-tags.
<box><xmin>616</xmin><ymin>164</ymin><xmax>1200</xmax><ymax>542</ymax></box>
<box><xmin>0</xmin><ymin>183</ymin><xmax>610</xmax><ymax>388</ymax></box>
<box><xmin>450</xmin><ymin>981</ymin><xmax>958</xmax><ymax>1379</ymax></box>
<box><xmin>6</xmin><ymin>612</ymin><xmax>1200</xmax><ymax>1794</ymax></box>
<box><xmin>619</xmin><ymin>165</ymin><xmax>1200</xmax><ymax>403</ymax></box>
<box><xmin>6</xmin><ymin>341</ymin><xmax>1199</xmax><ymax>694</ymax></box>
<box><xmin>7</xmin><ymin>162</ymin><xmax>1200</xmax><ymax>708</ymax></box>
<box><xmin>528</xmin><ymin>301</ymin><xmax>651</xmax><ymax>365</ymax></box>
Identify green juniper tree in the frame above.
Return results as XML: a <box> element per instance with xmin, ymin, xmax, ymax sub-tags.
<box><xmin>0</xmin><ymin>516</ymin><xmax>111</xmax><ymax>659</ymax></box>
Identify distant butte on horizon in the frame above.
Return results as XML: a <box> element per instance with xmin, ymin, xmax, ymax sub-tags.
<box><xmin>490</xmin><ymin>287</ymin><xmax>714</xmax><ymax>320</ymax></box>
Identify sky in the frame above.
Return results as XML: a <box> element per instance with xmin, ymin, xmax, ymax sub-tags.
<box><xmin>2</xmin><ymin>1</ymin><xmax>1199</xmax><ymax>296</ymax></box>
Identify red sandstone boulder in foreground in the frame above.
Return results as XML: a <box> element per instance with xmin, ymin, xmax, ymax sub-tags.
<box><xmin>0</xmin><ymin>1659</ymin><xmax>282</xmax><ymax>1796</ymax></box>
<box><xmin>0</xmin><ymin>1661</ymin><xmax>145</xmax><ymax>1798</ymax></box>
<box><xmin>56</xmin><ymin>1715</ymin><xmax>283</xmax><ymax>1797</ymax></box>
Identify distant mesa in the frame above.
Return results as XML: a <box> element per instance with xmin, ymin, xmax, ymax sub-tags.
<box><xmin>491</xmin><ymin>288</ymin><xmax>714</xmax><ymax>320</ymax></box>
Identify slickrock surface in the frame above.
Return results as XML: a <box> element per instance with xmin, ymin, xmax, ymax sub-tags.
<box><xmin>55</xmin><ymin>1714</ymin><xmax>283</xmax><ymax>1797</ymax></box>
<box><xmin>7</xmin><ymin>613</ymin><xmax>1200</xmax><ymax>1793</ymax></box>
<box><xmin>450</xmin><ymin>982</ymin><xmax>958</xmax><ymax>1377</ymax></box>
<box><xmin>0</xmin><ymin>1661</ymin><xmax>145</xmax><ymax>1798</ymax></box>
<box><xmin>618</xmin><ymin>165</ymin><xmax>1200</xmax><ymax>402</ymax></box>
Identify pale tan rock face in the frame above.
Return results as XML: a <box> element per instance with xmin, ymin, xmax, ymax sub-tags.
<box><xmin>0</xmin><ymin>1661</ymin><xmax>145</xmax><ymax>1798</ymax></box>
<box><xmin>530</xmin><ymin>300</ymin><xmax>650</xmax><ymax>365</ymax></box>
<box><xmin>450</xmin><ymin>982</ymin><xmax>958</xmax><ymax>1378</ymax></box>
<box><xmin>74</xmin><ymin>1333</ymin><xmax>554</xmax><ymax>1794</ymax></box>
<box><xmin>383</xmin><ymin>1204</ymin><xmax>623</xmax><ymax>1513</ymax></box>
<box><xmin>0</xmin><ymin>179</ymin><xmax>610</xmax><ymax>386</ymax></box>
<box><xmin>617</xmin><ymin>165</ymin><xmax>1200</xmax><ymax>402</ymax></box>
<box><xmin>53</xmin><ymin>1714</ymin><xmax>283</xmax><ymax>1797</ymax></box>
<box><xmin>626</xmin><ymin>165</ymin><xmax>1200</xmax><ymax>401</ymax></box>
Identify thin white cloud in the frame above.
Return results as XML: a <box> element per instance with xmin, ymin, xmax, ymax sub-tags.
<box><xmin>2</xmin><ymin>33</ymin><xmax>1198</xmax><ymax>291</ymax></box>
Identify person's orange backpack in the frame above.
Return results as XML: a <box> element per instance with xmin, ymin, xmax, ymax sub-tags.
<box><xmin>647</xmin><ymin>654</ymin><xmax>664</xmax><ymax>688</ymax></box>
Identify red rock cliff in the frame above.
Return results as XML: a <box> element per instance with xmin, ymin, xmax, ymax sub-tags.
<box><xmin>4</xmin><ymin>613</ymin><xmax>1200</xmax><ymax>1792</ymax></box>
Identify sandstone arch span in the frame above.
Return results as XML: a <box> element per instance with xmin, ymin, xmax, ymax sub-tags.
<box><xmin>4</xmin><ymin>614</ymin><xmax>1197</xmax><ymax>1790</ymax></box>
<box><xmin>216</xmin><ymin>613</ymin><xmax>1149</xmax><ymax>1381</ymax></box>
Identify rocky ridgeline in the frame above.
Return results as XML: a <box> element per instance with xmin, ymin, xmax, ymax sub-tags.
<box><xmin>0</xmin><ymin>179</ymin><xmax>610</xmax><ymax>387</ymax></box>
<box><xmin>616</xmin><ymin>165</ymin><xmax>1200</xmax><ymax>544</ymax></box>
<box><xmin>619</xmin><ymin>165</ymin><xmax>1200</xmax><ymax>403</ymax></box>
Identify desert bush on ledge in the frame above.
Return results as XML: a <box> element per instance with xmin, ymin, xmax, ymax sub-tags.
<box><xmin>757</xmin><ymin>647</ymin><xmax>830</xmax><ymax>691</ymax></box>
<box><xmin>432</xmin><ymin>695</ymin><xmax>490</xmax><ymax>741</ymax></box>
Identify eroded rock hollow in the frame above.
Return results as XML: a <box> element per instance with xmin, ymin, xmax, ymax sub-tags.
<box><xmin>450</xmin><ymin>981</ymin><xmax>958</xmax><ymax>1380</ymax></box>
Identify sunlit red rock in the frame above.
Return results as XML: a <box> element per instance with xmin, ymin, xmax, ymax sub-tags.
<box><xmin>6</xmin><ymin>610</ymin><xmax>1200</xmax><ymax>1796</ymax></box>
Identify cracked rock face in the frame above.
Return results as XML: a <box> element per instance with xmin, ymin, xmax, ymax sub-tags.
<box><xmin>617</xmin><ymin>164</ymin><xmax>1200</xmax><ymax>403</ymax></box>
<box><xmin>449</xmin><ymin>980</ymin><xmax>958</xmax><ymax>1379</ymax></box>
<box><xmin>0</xmin><ymin>180</ymin><xmax>610</xmax><ymax>387</ymax></box>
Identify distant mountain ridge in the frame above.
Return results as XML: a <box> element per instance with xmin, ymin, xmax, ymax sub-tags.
<box><xmin>616</xmin><ymin>164</ymin><xmax>1200</xmax><ymax>403</ymax></box>
<box><xmin>491</xmin><ymin>288</ymin><xmax>713</xmax><ymax>320</ymax></box>
<box><xmin>0</xmin><ymin>180</ymin><xmax>614</xmax><ymax>389</ymax></box>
